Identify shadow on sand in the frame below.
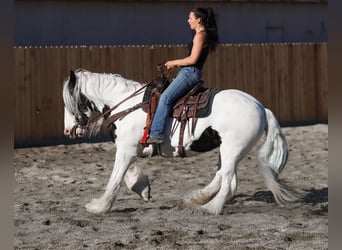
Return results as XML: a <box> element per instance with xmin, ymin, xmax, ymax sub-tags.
<box><xmin>245</xmin><ymin>187</ymin><xmax>328</xmax><ymax>205</ymax></box>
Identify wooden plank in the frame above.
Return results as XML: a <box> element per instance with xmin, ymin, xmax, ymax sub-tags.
<box><xmin>109</xmin><ymin>46</ymin><xmax>120</xmax><ymax>74</ymax></box>
<box><xmin>105</xmin><ymin>46</ymin><xmax>114</xmax><ymax>73</ymax></box>
<box><xmin>80</xmin><ymin>45</ymin><xmax>91</xmax><ymax>71</ymax></box>
<box><xmin>261</xmin><ymin>44</ymin><xmax>272</xmax><ymax>110</ymax></box>
<box><xmin>213</xmin><ymin>45</ymin><xmax>224</xmax><ymax>89</ymax></box>
<box><xmin>293</xmin><ymin>44</ymin><xmax>305</xmax><ymax>121</ymax></box>
<box><xmin>123</xmin><ymin>45</ymin><xmax>133</xmax><ymax>79</ymax></box>
<box><xmin>130</xmin><ymin>45</ymin><xmax>144</xmax><ymax>81</ymax></box>
<box><xmin>302</xmin><ymin>43</ymin><xmax>316</xmax><ymax>121</ymax></box>
<box><xmin>44</xmin><ymin>46</ymin><xmax>57</xmax><ymax>139</ymax></box>
<box><xmin>206</xmin><ymin>45</ymin><xmax>217</xmax><ymax>88</ymax></box>
<box><xmin>141</xmin><ymin>45</ymin><xmax>153</xmax><ymax>82</ymax></box>
<box><xmin>247</xmin><ymin>44</ymin><xmax>256</xmax><ymax>97</ymax></box>
<box><xmin>116</xmin><ymin>46</ymin><xmax>126</xmax><ymax>76</ymax></box>
<box><xmin>38</xmin><ymin>46</ymin><xmax>51</xmax><ymax>140</ymax></box>
<box><xmin>29</xmin><ymin>47</ymin><xmax>42</xmax><ymax>140</ymax></box>
<box><xmin>225</xmin><ymin>44</ymin><xmax>238</xmax><ymax>90</ymax></box>
<box><xmin>315</xmin><ymin>43</ymin><xmax>328</xmax><ymax>121</ymax></box>
<box><xmin>219</xmin><ymin>44</ymin><xmax>229</xmax><ymax>90</ymax></box>
<box><xmin>97</xmin><ymin>46</ymin><xmax>106</xmax><ymax>72</ymax></box>
<box><xmin>156</xmin><ymin>45</ymin><xmax>169</xmax><ymax>70</ymax></box>
<box><xmin>226</xmin><ymin>44</ymin><xmax>237</xmax><ymax>90</ymax></box>
<box><xmin>55</xmin><ymin>46</ymin><xmax>67</xmax><ymax>139</ymax></box>
<box><xmin>20</xmin><ymin>47</ymin><xmax>33</xmax><ymax>142</ymax></box>
<box><xmin>252</xmin><ymin>44</ymin><xmax>265</xmax><ymax>103</ymax></box>
<box><xmin>243</xmin><ymin>44</ymin><xmax>254</xmax><ymax>95</ymax></box>
<box><xmin>14</xmin><ymin>47</ymin><xmax>26</xmax><ymax>142</ymax></box>
<box><xmin>275</xmin><ymin>44</ymin><xmax>290</xmax><ymax>122</ymax></box>
<box><xmin>285</xmin><ymin>44</ymin><xmax>295</xmax><ymax>122</ymax></box>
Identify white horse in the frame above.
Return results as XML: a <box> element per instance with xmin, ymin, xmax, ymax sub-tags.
<box><xmin>63</xmin><ymin>68</ymin><xmax>298</xmax><ymax>215</ymax></box>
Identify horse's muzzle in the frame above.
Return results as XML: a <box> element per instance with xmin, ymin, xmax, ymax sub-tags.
<box><xmin>75</xmin><ymin>127</ymin><xmax>87</xmax><ymax>137</ymax></box>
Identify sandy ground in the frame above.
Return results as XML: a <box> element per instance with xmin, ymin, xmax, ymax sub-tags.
<box><xmin>14</xmin><ymin>124</ymin><xmax>328</xmax><ymax>250</ymax></box>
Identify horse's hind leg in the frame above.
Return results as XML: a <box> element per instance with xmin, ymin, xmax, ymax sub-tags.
<box><xmin>201</xmin><ymin>146</ymin><xmax>240</xmax><ymax>215</ymax></box>
<box><xmin>187</xmin><ymin>170</ymin><xmax>222</xmax><ymax>207</ymax></box>
<box><xmin>124</xmin><ymin>164</ymin><xmax>150</xmax><ymax>201</ymax></box>
<box><xmin>186</xmin><ymin>153</ymin><xmax>237</xmax><ymax>208</ymax></box>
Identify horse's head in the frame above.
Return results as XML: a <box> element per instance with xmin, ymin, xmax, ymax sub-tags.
<box><xmin>63</xmin><ymin>70</ymin><xmax>103</xmax><ymax>138</ymax></box>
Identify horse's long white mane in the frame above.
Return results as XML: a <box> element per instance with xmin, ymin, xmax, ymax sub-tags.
<box><xmin>63</xmin><ymin>78</ymin><xmax>79</xmax><ymax>117</ymax></box>
<box><xmin>63</xmin><ymin>68</ymin><xmax>142</xmax><ymax>117</ymax></box>
<box><xmin>76</xmin><ymin>69</ymin><xmax>142</xmax><ymax>96</ymax></box>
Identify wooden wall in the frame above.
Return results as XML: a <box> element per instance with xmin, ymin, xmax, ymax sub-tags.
<box><xmin>14</xmin><ymin>43</ymin><xmax>328</xmax><ymax>145</ymax></box>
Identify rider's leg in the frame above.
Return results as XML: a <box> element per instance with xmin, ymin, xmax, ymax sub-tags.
<box><xmin>149</xmin><ymin>67</ymin><xmax>201</xmax><ymax>140</ymax></box>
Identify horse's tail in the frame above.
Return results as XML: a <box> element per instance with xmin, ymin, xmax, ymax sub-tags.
<box><xmin>257</xmin><ymin>108</ymin><xmax>300</xmax><ymax>203</ymax></box>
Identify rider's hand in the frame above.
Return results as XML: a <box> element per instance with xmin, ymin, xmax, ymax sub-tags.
<box><xmin>165</xmin><ymin>60</ymin><xmax>177</xmax><ymax>69</ymax></box>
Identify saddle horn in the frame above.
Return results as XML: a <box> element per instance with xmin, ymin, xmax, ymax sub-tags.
<box><xmin>156</xmin><ymin>63</ymin><xmax>167</xmax><ymax>77</ymax></box>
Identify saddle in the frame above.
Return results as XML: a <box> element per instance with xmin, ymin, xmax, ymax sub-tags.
<box><xmin>170</xmin><ymin>84</ymin><xmax>219</xmax><ymax>157</ymax></box>
<box><xmin>140</xmin><ymin>77</ymin><xmax>220</xmax><ymax>157</ymax></box>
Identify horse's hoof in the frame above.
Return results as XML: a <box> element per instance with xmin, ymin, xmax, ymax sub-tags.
<box><xmin>141</xmin><ymin>186</ymin><xmax>150</xmax><ymax>202</ymax></box>
<box><xmin>177</xmin><ymin>199</ymin><xmax>211</xmax><ymax>216</ymax></box>
<box><xmin>201</xmin><ymin>202</ymin><xmax>223</xmax><ymax>215</ymax></box>
<box><xmin>85</xmin><ymin>198</ymin><xmax>109</xmax><ymax>215</ymax></box>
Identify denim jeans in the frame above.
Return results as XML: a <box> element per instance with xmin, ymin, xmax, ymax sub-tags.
<box><xmin>149</xmin><ymin>66</ymin><xmax>202</xmax><ymax>139</ymax></box>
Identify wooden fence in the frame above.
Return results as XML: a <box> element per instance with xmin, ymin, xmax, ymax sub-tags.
<box><xmin>14</xmin><ymin>43</ymin><xmax>328</xmax><ymax>145</ymax></box>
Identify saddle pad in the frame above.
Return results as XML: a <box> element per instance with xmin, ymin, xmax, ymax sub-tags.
<box><xmin>172</xmin><ymin>88</ymin><xmax>220</xmax><ymax>118</ymax></box>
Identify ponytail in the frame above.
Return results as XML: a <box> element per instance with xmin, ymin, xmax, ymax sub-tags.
<box><xmin>192</xmin><ymin>7</ymin><xmax>219</xmax><ymax>52</ymax></box>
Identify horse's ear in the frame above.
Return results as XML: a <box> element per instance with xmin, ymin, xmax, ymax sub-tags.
<box><xmin>68</xmin><ymin>70</ymin><xmax>77</xmax><ymax>94</ymax></box>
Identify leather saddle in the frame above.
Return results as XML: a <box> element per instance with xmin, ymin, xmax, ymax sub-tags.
<box><xmin>172</xmin><ymin>82</ymin><xmax>219</xmax><ymax>120</ymax></box>
<box><xmin>140</xmin><ymin>76</ymin><xmax>220</xmax><ymax>157</ymax></box>
<box><xmin>170</xmin><ymin>82</ymin><xmax>220</xmax><ymax>157</ymax></box>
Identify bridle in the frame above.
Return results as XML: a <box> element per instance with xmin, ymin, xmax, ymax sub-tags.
<box><xmin>69</xmin><ymin>96</ymin><xmax>103</xmax><ymax>138</ymax></box>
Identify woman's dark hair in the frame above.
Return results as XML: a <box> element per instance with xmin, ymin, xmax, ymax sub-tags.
<box><xmin>192</xmin><ymin>7</ymin><xmax>219</xmax><ymax>52</ymax></box>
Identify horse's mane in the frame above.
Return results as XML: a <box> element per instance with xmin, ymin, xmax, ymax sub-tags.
<box><xmin>75</xmin><ymin>68</ymin><xmax>142</xmax><ymax>97</ymax></box>
<box><xmin>63</xmin><ymin>68</ymin><xmax>142</xmax><ymax>116</ymax></box>
<box><xmin>63</xmin><ymin>76</ymin><xmax>79</xmax><ymax>117</ymax></box>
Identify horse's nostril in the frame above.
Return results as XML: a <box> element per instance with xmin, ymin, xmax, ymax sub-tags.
<box><xmin>64</xmin><ymin>129</ymin><xmax>70</xmax><ymax>136</ymax></box>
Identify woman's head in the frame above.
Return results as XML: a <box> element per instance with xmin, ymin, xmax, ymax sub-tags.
<box><xmin>189</xmin><ymin>7</ymin><xmax>219</xmax><ymax>52</ymax></box>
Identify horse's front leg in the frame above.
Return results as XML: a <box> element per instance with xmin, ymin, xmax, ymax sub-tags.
<box><xmin>85</xmin><ymin>146</ymin><xmax>136</xmax><ymax>215</ymax></box>
<box><xmin>124</xmin><ymin>163</ymin><xmax>150</xmax><ymax>201</ymax></box>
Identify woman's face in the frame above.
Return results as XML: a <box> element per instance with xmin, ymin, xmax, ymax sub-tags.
<box><xmin>187</xmin><ymin>12</ymin><xmax>200</xmax><ymax>30</ymax></box>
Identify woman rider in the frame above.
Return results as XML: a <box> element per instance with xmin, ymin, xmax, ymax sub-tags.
<box><xmin>146</xmin><ymin>7</ymin><xmax>219</xmax><ymax>144</ymax></box>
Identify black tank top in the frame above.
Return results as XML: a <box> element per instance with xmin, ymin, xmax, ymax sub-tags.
<box><xmin>187</xmin><ymin>36</ymin><xmax>209</xmax><ymax>70</ymax></box>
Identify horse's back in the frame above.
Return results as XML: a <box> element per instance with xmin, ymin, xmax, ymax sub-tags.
<box><xmin>213</xmin><ymin>89</ymin><xmax>265</xmax><ymax>114</ymax></box>
<box><xmin>216</xmin><ymin>89</ymin><xmax>263</xmax><ymax>106</ymax></box>
<box><xmin>209</xmin><ymin>89</ymin><xmax>267</xmax><ymax>138</ymax></box>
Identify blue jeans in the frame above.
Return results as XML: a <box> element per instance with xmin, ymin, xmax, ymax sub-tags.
<box><xmin>149</xmin><ymin>66</ymin><xmax>202</xmax><ymax>139</ymax></box>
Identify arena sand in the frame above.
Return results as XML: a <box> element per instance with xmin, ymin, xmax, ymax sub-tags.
<box><xmin>14</xmin><ymin>124</ymin><xmax>328</xmax><ymax>249</ymax></box>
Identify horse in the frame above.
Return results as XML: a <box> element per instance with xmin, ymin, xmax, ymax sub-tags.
<box><xmin>63</xmin><ymin>68</ymin><xmax>299</xmax><ymax>215</ymax></box>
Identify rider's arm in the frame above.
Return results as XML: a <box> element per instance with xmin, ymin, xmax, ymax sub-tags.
<box><xmin>165</xmin><ymin>32</ymin><xmax>206</xmax><ymax>69</ymax></box>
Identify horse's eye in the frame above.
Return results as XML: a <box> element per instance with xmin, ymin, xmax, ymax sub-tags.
<box><xmin>78</xmin><ymin>103</ymin><xmax>88</xmax><ymax>112</ymax></box>
<box><xmin>79</xmin><ymin>114</ymin><xmax>89</xmax><ymax>126</ymax></box>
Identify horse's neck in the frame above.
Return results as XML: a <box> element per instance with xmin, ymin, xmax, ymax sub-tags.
<box><xmin>81</xmin><ymin>72</ymin><xmax>143</xmax><ymax>107</ymax></box>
